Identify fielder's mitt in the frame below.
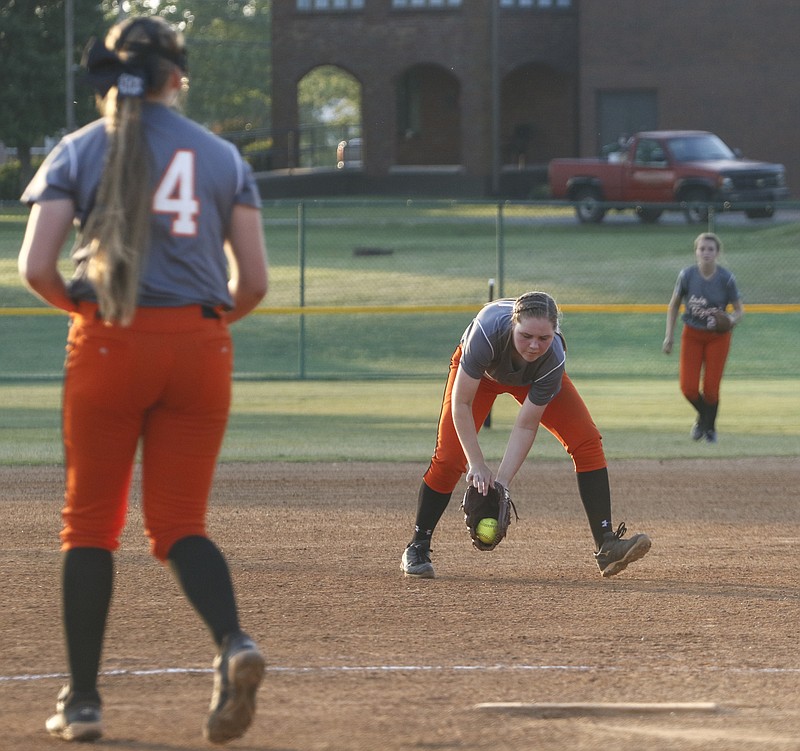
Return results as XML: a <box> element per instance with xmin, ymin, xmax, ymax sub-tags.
<box><xmin>710</xmin><ymin>310</ymin><xmax>733</xmax><ymax>333</ymax></box>
<box><xmin>461</xmin><ymin>482</ymin><xmax>518</xmax><ymax>551</ymax></box>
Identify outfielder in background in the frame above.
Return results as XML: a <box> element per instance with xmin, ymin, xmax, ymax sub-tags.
<box><xmin>662</xmin><ymin>232</ymin><xmax>744</xmax><ymax>443</ymax></box>
<box><xmin>18</xmin><ymin>17</ymin><xmax>268</xmax><ymax>745</ymax></box>
<box><xmin>401</xmin><ymin>291</ymin><xmax>652</xmax><ymax>579</ymax></box>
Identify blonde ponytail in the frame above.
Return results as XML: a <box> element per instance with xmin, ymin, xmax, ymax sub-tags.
<box><xmin>80</xmin><ymin>92</ymin><xmax>150</xmax><ymax>325</ymax></box>
<box><xmin>77</xmin><ymin>16</ymin><xmax>186</xmax><ymax>325</ymax></box>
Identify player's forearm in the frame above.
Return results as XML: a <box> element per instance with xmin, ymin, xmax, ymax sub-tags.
<box><xmin>223</xmin><ymin>208</ymin><xmax>269</xmax><ymax>324</ymax></box>
<box><xmin>664</xmin><ymin>304</ymin><xmax>679</xmax><ymax>338</ymax></box>
<box><xmin>496</xmin><ymin>423</ymin><xmax>538</xmax><ymax>487</ymax></box>
<box><xmin>20</xmin><ymin>269</ymin><xmax>75</xmax><ymax>313</ymax></box>
<box><xmin>224</xmin><ymin>281</ymin><xmax>267</xmax><ymax>324</ymax></box>
<box><xmin>18</xmin><ymin>200</ymin><xmax>76</xmax><ymax>313</ymax></box>
<box><xmin>453</xmin><ymin>403</ymin><xmax>485</xmax><ymax>469</ymax></box>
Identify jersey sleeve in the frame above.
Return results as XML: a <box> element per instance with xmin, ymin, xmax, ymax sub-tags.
<box><xmin>726</xmin><ymin>271</ymin><xmax>742</xmax><ymax>304</ymax></box>
<box><xmin>20</xmin><ymin>139</ymin><xmax>77</xmax><ymax>205</ymax></box>
<box><xmin>223</xmin><ymin>140</ymin><xmax>262</xmax><ymax>210</ymax></box>
<box><xmin>673</xmin><ymin>268</ymin><xmax>688</xmax><ymax>301</ymax></box>
<box><xmin>459</xmin><ymin>317</ymin><xmax>495</xmax><ymax>379</ymax></box>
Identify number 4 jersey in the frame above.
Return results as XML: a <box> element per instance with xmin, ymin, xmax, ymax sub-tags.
<box><xmin>21</xmin><ymin>102</ymin><xmax>262</xmax><ymax>311</ymax></box>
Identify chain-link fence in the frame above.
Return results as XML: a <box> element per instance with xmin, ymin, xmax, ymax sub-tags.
<box><xmin>2</xmin><ymin>200</ymin><xmax>798</xmax><ymax>380</ymax></box>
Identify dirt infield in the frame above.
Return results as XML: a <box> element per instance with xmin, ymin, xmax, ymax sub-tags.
<box><xmin>2</xmin><ymin>458</ymin><xmax>799</xmax><ymax>750</ymax></box>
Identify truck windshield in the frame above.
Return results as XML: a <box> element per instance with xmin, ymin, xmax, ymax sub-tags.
<box><xmin>668</xmin><ymin>135</ymin><xmax>736</xmax><ymax>161</ymax></box>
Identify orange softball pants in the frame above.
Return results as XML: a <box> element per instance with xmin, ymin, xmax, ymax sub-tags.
<box><xmin>679</xmin><ymin>324</ymin><xmax>732</xmax><ymax>405</ymax></box>
<box><xmin>423</xmin><ymin>345</ymin><xmax>606</xmax><ymax>494</ymax></box>
<box><xmin>61</xmin><ymin>303</ymin><xmax>233</xmax><ymax>561</ymax></box>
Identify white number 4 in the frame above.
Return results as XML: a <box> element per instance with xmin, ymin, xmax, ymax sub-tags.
<box><xmin>153</xmin><ymin>150</ymin><xmax>199</xmax><ymax>236</ymax></box>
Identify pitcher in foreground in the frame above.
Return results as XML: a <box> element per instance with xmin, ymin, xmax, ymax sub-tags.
<box><xmin>18</xmin><ymin>16</ymin><xmax>268</xmax><ymax>744</ymax></box>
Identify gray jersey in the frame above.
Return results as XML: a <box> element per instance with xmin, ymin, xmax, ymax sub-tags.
<box><xmin>673</xmin><ymin>265</ymin><xmax>741</xmax><ymax>330</ymax></box>
<box><xmin>459</xmin><ymin>298</ymin><xmax>565</xmax><ymax>405</ymax></box>
<box><xmin>21</xmin><ymin>102</ymin><xmax>261</xmax><ymax>309</ymax></box>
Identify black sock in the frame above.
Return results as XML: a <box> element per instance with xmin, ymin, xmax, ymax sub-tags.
<box><xmin>705</xmin><ymin>401</ymin><xmax>719</xmax><ymax>431</ymax></box>
<box><xmin>689</xmin><ymin>396</ymin><xmax>708</xmax><ymax>428</ymax></box>
<box><xmin>168</xmin><ymin>536</ymin><xmax>240</xmax><ymax>646</ymax></box>
<box><xmin>62</xmin><ymin>547</ymin><xmax>114</xmax><ymax>695</ymax></box>
<box><xmin>410</xmin><ymin>481</ymin><xmax>452</xmax><ymax>544</ymax></box>
<box><xmin>576</xmin><ymin>468</ymin><xmax>613</xmax><ymax>548</ymax></box>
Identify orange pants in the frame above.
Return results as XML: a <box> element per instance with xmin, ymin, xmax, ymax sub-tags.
<box><xmin>61</xmin><ymin>303</ymin><xmax>233</xmax><ymax>561</ymax></box>
<box><xmin>679</xmin><ymin>325</ymin><xmax>732</xmax><ymax>404</ymax></box>
<box><xmin>423</xmin><ymin>346</ymin><xmax>606</xmax><ymax>494</ymax></box>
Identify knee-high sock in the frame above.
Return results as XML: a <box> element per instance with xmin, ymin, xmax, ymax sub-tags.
<box><xmin>62</xmin><ymin>547</ymin><xmax>113</xmax><ymax>695</ymax></box>
<box><xmin>688</xmin><ymin>396</ymin><xmax>709</xmax><ymax>428</ymax></box>
<box><xmin>705</xmin><ymin>400</ymin><xmax>719</xmax><ymax>431</ymax></box>
<box><xmin>168</xmin><ymin>535</ymin><xmax>240</xmax><ymax>647</ymax></box>
<box><xmin>411</xmin><ymin>481</ymin><xmax>452</xmax><ymax>544</ymax></box>
<box><xmin>576</xmin><ymin>468</ymin><xmax>613</xmax><ymax>549</ymax></box>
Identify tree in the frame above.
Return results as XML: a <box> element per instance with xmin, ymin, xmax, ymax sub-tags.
<box><xmin>106</xmin><ymin>0</ymin><xmax>272</xmax><ymax>135</ymax></box>
<box><xmin>1</xmin><ymin>0</ymin><xmax>272</xmax><ymax>193</ymax></box>
<box><xmin>298</xmin><ymin>65</ymin><xmax>360</xmax><ymax>131</ymax></box>
<box><xmin>297</xmin><ymin>65</ymin><xmax>361</xmax><ymax>168</ymax></box>
<box><xmin>0</xmin><ymin>0</ymin><xmax>105</xmax><ymax>185</ymax></box>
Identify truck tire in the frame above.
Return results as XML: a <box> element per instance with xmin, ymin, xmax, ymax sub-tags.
<box><xmin>573</xmin><ymin>186</ymin><xmax>606</xmax><ymax>223</ymax></box>
<box><xmin>745</xmin><ymin>206</ymin><xmax>775</xmax><ymax>219</ymax></box>
<box><xmin>636</xmin><ymin>206</ymin><xmax>663</xmax><ymax>224</ymax></box>
<box><xmin>680</xmin><ymin>187</ymin><xmax>711</xmax><ymax>224</ymax></box>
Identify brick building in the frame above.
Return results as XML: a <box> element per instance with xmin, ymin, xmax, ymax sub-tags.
<box><xmin>268</xmin><ymin>0</ymin><xmax>799</xmax><ymax>198</ymax></box>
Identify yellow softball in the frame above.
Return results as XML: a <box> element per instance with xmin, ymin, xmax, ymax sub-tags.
<box><xmin>476</xmin><ymin>517</ymin><xmax>498</xmax><ymax>544</ymax></box>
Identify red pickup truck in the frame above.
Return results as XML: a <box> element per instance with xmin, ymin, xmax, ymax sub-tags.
<box><xmin>548</xmin><ymin>130</ymin><xmax>789</xmax><ymax>223</ymax></box>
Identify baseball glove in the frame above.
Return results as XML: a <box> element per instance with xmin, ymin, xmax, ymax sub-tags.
<box><xmin>461</xmin><ymin>482</ymin><xmax>518</xmax><ymax>551</ymax></box>
<box><xmin>711</xmin><ymin>310</ymin><xmax>733</xmax><ymax>332</ymax></box>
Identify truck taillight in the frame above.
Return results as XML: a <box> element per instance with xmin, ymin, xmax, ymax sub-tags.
<box><xmin>719</xmin><ymin>176</ymin><xmax>734</xmax><ymax>192</ymax></box>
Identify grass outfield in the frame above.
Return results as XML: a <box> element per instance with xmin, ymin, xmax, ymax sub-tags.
<box><xmin>1</xmin><ymin>310</ymin><xmax>797</xmax><ymax>380</ymax></box>
<box><xmin>3</xmin><ymin>202</ymin><xmax>800</xmax><ymax>310</ymax></box>
<box><xmin>2</xmin><ymin>201</ymin><xmax>797</xmax><ymax>464</ymax></box>
<box><xmin>2</xmin><ymin>377</ymin><xmax>798</xmax><ymax>465</ymax></box>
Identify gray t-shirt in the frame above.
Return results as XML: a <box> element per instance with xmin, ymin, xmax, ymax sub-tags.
<box><xmin>459</xmin><ymin>299</ymin><xmax>565</xmax><ymax>406</ymax></box>
<box><xmin>673</xmin><ymin>265</ymin><xmax>742</xmax><ymax>330</ymax></box>
<box><xmin>21</xmin><ymin>102</ymin><xmax>261</xmax><ymax>309</ymax></box>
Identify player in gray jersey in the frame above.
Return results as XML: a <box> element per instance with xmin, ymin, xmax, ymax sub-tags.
<box><xmin>401</xmin><ymin>291</ymin><xmax>651</xmax><ymax>579</ymax></box>
<box><xmin>663</xmin><ymin>232</ymin><xmax>744</xmax><ymax>443</ymax></box>
<box><xmin>19</xmin><ymin>16</ymin><xmax>268</xmax><ymax>744</ymax></box>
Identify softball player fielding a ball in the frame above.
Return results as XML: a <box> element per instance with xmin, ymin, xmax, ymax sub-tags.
<box><xmin>401</xmin><ymin>291</ymin><xmax>651</xmax><ymax>579</ymax></box>
<box><xmin>18</xmin><ymin>17</ymin><xmax>268</xmax><ymax>744</ymax></box>
<box><xmin>662</xmin><ymin>232</ymin><xmax>744</xmax><ymax>443</ymax></box>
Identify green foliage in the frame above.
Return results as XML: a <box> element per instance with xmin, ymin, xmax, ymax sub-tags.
<box><xmin>0</xmin><ymin>156</ymin><xmax>45</xmax><ymax>200</ymax></box>
<box><xmin>111</xmin><ymin>0</ymin><xmax>273</xmax><ymax>132</ymax></box>
<box><xmin>0</xmin><ymin>0</ymin><xmax>105</xmax><ymax>148</ymax></box>
<box><xmin>0</xmin><ymin>0</ymin><xmax>272</xmax><ymax>154</ymax></box>
<box><xmin>298</xmin><ymin>65</ymin><xmax>361</xmax><ymax>127</ymax></box>
<box><xmin>242</xmin><ymin>137</ymin><xmax>274</xmax><ymax>170</ymax></box>
<box><xmin>296</xmin><ymin>65</ymin><xmax>361</xmax><ymax>166</ymax></box>
<box><xmin>0</xmin><ymin>160</ymin><xmax>22</xmax><ymax>201</ymax></box>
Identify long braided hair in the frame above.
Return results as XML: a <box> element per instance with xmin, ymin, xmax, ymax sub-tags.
<box><xmin>78</xmin><ymin>17</ymin><xmax>187</xmax><ymax>325</ymax></box>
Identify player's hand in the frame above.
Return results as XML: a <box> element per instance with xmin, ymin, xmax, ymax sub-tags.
<box><xmin>662</xmin><ymin>337</ymin><xmax>673</xmax><ymax>355</ymax></box>
<box><xmin>466</xmin><ymin>463</ymin><xmax>493</xmax><ymax>496</ymax></box>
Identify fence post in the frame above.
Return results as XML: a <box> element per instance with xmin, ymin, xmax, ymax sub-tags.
<box><xmin>298</xmin><ymin>201</ymin><xmax>307</xmax><ymax>379</ymax></box>
<box><xmin>483</xmin><ymin>277</ymin><xmax>496</xmax><ymax>429</ymax></box>
<box><xmin>707</xmin><ymin>205</ymin><xmax>716</xmax><ymax>233</ymax></box>
<box><xmin>495</xmin><ymin>201</ymin><xmax>505</xmax><ymax>297</ymax></box>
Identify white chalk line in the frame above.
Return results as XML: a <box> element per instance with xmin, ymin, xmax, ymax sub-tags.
<box><xmin>3</xmin><ymin>663</ymin><xmax>800</xmax><ymax>684</ymax></box>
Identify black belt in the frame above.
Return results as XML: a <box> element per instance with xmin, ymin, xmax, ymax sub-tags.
<box><xmin>88</xmin><ymin>305</ymin><xmax>222</xmax><ymax>320</ymax></box>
